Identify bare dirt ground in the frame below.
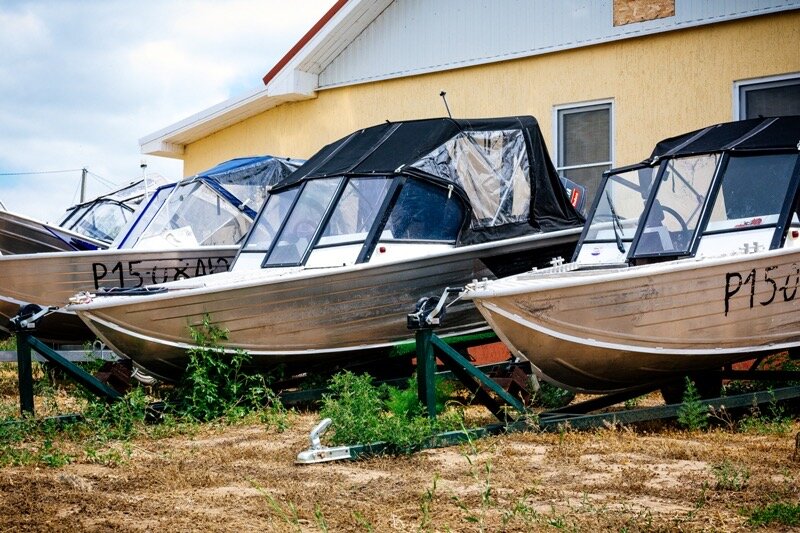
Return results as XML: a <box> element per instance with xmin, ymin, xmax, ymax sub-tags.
<box><xmin>1</xmin><ymin>406</ymin><xmax>799</xmax><ymax>532</ymax></box>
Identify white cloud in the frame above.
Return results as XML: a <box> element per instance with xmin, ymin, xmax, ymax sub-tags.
<box><xmin>0</xmin><ymin>0</ymin><xmax>334</xmax><ymax>221</ymax></box>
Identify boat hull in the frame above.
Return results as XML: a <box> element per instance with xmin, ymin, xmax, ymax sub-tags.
<box><xmin>0</xmin><ymin>211</ymin><xmax>105</xmax><ymax>255</ymax></box>
<box><xmin>468</xmin><ymin>248</ymin><xmax>800</xmax><ymax>393</ymax></box>
<box><xmin>72</xmin><ymin>230</ymin><xmax>580</xmax><ymax>379</ymax></box>
<box><xmin>0</xmin><ymin>246</ymin><xmax>238</xmax><ymax>343</ymax></box>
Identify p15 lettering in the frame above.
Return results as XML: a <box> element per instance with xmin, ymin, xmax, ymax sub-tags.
<box><xmin>724</xmin><ymin>263</ymin><xmax>799</xmax><ymax>316</ymax></box>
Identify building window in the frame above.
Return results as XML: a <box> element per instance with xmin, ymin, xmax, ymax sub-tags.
<box><xmin>736</xmin><ymin>74</ymin><xmax>800</xmax><ymax>119</ymax></box>
<box><xmin>555</xmin><ymin>101</ymin><xmax>613</xmax><ymax>205</ymax></box>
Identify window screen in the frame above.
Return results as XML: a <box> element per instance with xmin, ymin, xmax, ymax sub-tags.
<box><xmin>556</xmin><ymin>103</ymin><xmax>612</xmax><ymax>206</ymax></box>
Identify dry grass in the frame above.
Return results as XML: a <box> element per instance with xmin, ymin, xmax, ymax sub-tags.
<box><xmin>1</xmin><ymin>365</ymin><xmax>799</xmax><ymax>531</ymax></box>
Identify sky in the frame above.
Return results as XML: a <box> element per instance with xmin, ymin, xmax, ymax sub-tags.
<box><xmin>0</xmin><ymin>0</ymin><xmax>335</xmax><ymax>222</ymax></box>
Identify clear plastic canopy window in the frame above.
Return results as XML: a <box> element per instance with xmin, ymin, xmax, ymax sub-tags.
<box><xmin>69</xmin><ymin>201</ymin><xmax>134</xmax><ymax>243</ymax></box>
<box><xmin>584</xmin><ymin>166</ymin><xmax>657</xmax><ymax>242</ymax></box>
<box><xmin>634</xmin><ymin>154</ymin><xmax>719</xmax><ymax>256</ymax></box>
<box><xmin>133</xmin><ymin>181</ymin><xmax>251</xmax><ymax>249</ymax></box>
<box><xmin>411</xmin><ymin>129</ymin><xmax>530</xmax><ymax>229</ymax></box>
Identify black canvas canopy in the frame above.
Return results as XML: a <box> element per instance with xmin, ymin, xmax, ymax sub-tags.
<box><xmin>651</xmin><ymin>116</ymin><xmax>800</xmax><ymax>160</ymax></box>
<box><xmin>273</xmin><ymin>116</ymin><xmax>584</xmax><ymax>244</ymax></box>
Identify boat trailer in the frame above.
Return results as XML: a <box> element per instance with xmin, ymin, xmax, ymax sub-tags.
<box><xmin>4</xmin><ymin>300</ymin><xmax>799</xmax><ymax>453</ymax></box>
<box><xmin>297</xmin><ymin>287</ymin><xmax>800</xmax><ymax>464</ymax></box>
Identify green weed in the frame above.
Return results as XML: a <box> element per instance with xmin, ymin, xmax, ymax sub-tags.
<box><xmin>711</xmin><ymin>459</ymin><xmax>750</xmax><ymax>491</ymax></box>
<box><xmin>745</xmin><ymin>501</ymin><xmax>800</xmax><ymax>527</ymax></box>
<box><xmin>0</xmin><ymin>336</ymin><xmax>16</xmax><ymax>351</ymax></box>
<box><xmin>171</xmin><ymin>316</ymin><xmax>288</xmax><ymax>426</ymax></box>
<box><xmin>37</xmin><ymin>438</ymin><xmax>72</xmax><ymax>467</ymax></box>
<box><xmin>84</xmin><ymin>443</ymin><xmax>133</xmax><ymax>467</ymax></box>
<box><xmin>313</xmin><ymin>504</ymin><xmax>329</xmax><ymax>532</ymax></box>
<box><xmin>319</xmin><ymin>371</ymin><xmax>463</xmax><ymax>452</ymax></box>
<box><xmin>251</xmin><ymin>479</ymin><xmax>301</xmax><ymax>531</ymax></box>
<box><xmin>738</xmin><ymin>389</ymin><xmax>792</xmax><ymax>435</ymax></box>
<box><xmin>624</xmin><ymin>396</ymin><xmax>642</xmax><ymax>409</ymax></box>
<box><xmin>418</xmin><ymin>473</ymin><xmax>438</xmax><ymax>530</ymax></box>
<box><xmin>83</xmin><ymin>387</ymin><xmax>150</xmax><ymax>441</ymax></box>
<box><xmin>677</xmin><ymin>378</ymin><xmax>708</xmax><ymax>430</ymax></box>
<box><xmin>352</xmin><ymin>510</ymin><xmax>373</xmax><ymax>531</ymax></box>
<box><xmin>535</xmin><ymin>381</ymin><xmax>575</xmax><ymax>409</ymax></box>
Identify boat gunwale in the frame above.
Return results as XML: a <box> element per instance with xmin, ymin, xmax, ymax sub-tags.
<box><xmin>68</xmin><ymin>226</ymin><xmax>582</xmax><ymax>311</ymax></box>
<box><xmin>465</xmin><ymin>244</ymin><xmax>800</xmax><ymax>299</ymax></box>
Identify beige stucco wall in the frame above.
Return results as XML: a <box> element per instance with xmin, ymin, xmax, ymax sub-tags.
<box><xmin>183</xmin><ymin>11</ymin><xmax>800</xmax><ymax>176</ymax></box>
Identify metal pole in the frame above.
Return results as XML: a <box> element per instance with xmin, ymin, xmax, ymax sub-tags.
<box><xmin>16</xmin><ymin>332</ymin><xmax>34</xmax><ymax>416</ymax></box>
<box><xmin>416</xmin><ymin>329</ymin><xmax>438</xmax><ymax>419</ymax></box>
<box><xmin>140</xmin><ymin>160</ymin><xmax>148</xmax><ymax>200</ymax></box>
<box><xmin>80</xmin><ymin>167</ymin><xmax>88</xmax><ymax>203</ymax></box>
<box><xmin>439</xmin><ymin>91</ymin><xmax>452</xmax><ymax>119</ymax></box>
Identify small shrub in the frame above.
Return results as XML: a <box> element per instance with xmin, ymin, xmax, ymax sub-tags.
<box><xmin>677</xmin><ymin>378</ymin><xmax>708</xmax><ymax>430</ymax></box>
<box><xmin>171</xmin><ymin>316</ymin><xmax>282</xmax><ymax>423</ymax></box>
<box><xmin>320</xmin><ymin>372</ymin><xmax>384</xmax><ymax>445</ymax></box>
<box><xmin>535</xmin><ymin>382</ymin><xmax>575</xmax><ymax>409</ymax></box>
<box><xmin>746</xmin><ymin>502</ymin><xmax>800</xmax><ymax>528</ymax></box>
<box><xmin>738</xmin><ymin>389</ymin><xmax>792</xmax><ymax>435</ymax></box>
<box><xmin>83</xmin><ymin>387</ymin><xmax>150</xmax><ymax>441</ymax></box>
<box><xmin>320</xmin><ymin>371</ymin><xmax>464</xmax><ymax>452</ymax></box>
<box><xmin>711</xmin><ymin>460</ymin><xmax>750</xmax><ymax>491</ymax></box>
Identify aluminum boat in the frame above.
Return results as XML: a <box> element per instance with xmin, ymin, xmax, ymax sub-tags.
<box><xmin>0</xmin><ymin>155</ymin><xmax>300</xmax><ymax>342</ymax></box>
<box><xmin>69</xmin><ymin>116</ymin><xmax>585</xmax><ymax>379</ymax></box>
<box><xmin>0</xmin><ymin>176</ymin><xmax>163</xmax><ymax>255</ymax></box>
<box><xmin>463</xmin><ymin>116</ymin><xmax>800</xmax><ymax>393</ymax></box>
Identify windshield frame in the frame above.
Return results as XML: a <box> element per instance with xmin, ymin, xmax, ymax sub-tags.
<box><xmin>234</xmin><ymin>173</ymin><xmax>469</xmax><ymax>269</ymax></box>
<box><xmin>62</xmin><ymin>198</ymin><xmax>136</xmax><ymax>242</ymax></box>
<box><xmin>261</xmin><ymin>177</ymin><xmax>347</xmax><ymax>267</ymax></box>
<box><xmin>113</xmin><ymin>183</ymin><xmax>176</xmax><ymax>249</ymax></box>
<box><xmin>572</xmin><ymin>162</ymin><xmax>657</xmax><ymax>261</ymax></box>
<box><xmin>696</xmin><ymin>151</ymin><xmax>800</xmax><ymax>251</ymax></box>
<box><xmin>628</xmin><ymin>153</ymin><xmax>722</xmax><ymax>260</ymax></box>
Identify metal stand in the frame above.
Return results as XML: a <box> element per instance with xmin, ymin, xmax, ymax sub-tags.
<box><xmin>409</xmin><ymin>287</ymin><xmax>526</xmax><ymax>422</ymax></box>
<box><xmin>414</xmin><ymin>328</ymin><xmax>526</xmax><ymax>422</ymax></box>
<box><xmin>297</xmin><ymin>287</ymin><xmax>800</xmax><ymax>464</ymax></box>
<box><xmin>10</xmin><ymin>305</ymin><xmax>121</xmax><ymax>418</ymax></box>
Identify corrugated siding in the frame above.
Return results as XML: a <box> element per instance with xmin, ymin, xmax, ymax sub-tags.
<box><xmin>317</xmin><ymin>0</ymin><xmax>800</xmax><ymax>88</ymax></box>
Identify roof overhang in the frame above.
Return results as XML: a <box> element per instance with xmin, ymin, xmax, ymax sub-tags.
<box><xmin>140</xmin><ymin>0</ymin><xmax>391</xmax><ymax>159</ymax></box>
<box><xmin>138</xmin><ymin>76</ymin><xmax>317</xmax><ymax>158</ymax></box>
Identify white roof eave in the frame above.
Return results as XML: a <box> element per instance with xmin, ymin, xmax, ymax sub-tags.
<box><xmin>138</xmin><ymin>74</ymin><xmax>318</xmax><ymax>158</ymax></box>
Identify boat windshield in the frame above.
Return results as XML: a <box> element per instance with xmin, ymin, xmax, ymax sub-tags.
<box><xmin>58</xmin><ymin>204</ymin><xmax>91</xmax><ymax>228</ymax></box>
<box><xmin>264</xmin><ymin>178</ymin><xmax>343</xmax><ymax>266</ymax></box>
<box><xmin>61</xmin><ymin>199</ymin><xmax>135</xmax><ymax>243</ymax></box>
<box><xmin>130</xmin><ymin>180</ymin><xmax>252</xmax><ymax>249</ymax></box>
<box><xmin>239</xmin><ymin>186</ymin><xmax>300</xmax><ymax>254</ymax></box>
<box><xmin>235</xmin><ymin>175</ymin><xmax>467</xmax><ymax>270</ymax></box>
<box><xmin>113</xmin><ymin>184</ymin><xmax>176</xmax><ymax>249</ymax></box>
<box><xmin>575</xmin><ymin>165</ymin><xmax>657</xmax><ymax>263</ymax></box>
<box><xmin>316</xmin><ymin>178</ymin><xmax>393</xmax><ymax>247</ymax></box>
<box><xmin>633</xmin><ymin>154</ymin><xmax>720</xmax><ymax>257</ymax></box>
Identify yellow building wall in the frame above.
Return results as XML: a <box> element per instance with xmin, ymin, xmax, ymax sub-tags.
<box><xmin>183</xmin><ymin>11</ymin><xmax>800</xmax><ymax>176</ymax></box>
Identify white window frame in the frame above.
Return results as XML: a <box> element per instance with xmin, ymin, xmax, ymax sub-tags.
<box><xmin>733</xmin><ymin>72</ymin><xmax>800</xmax><ymax>120</ymax></box>
<box><xmin>552</xmin><ymin>99</ymin><xmax>615</xmax><ymax>181</ymax></box>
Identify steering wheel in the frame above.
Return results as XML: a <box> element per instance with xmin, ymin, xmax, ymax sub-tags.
<box><xmin>660</xmin><ymin>205</ymin><xmax>689</xmax><ymax>232</ymax></box>
<box><xmin>293</xmin><ymin>219</ymin><xmax>317</xmax><ymax>242</ymax></box>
